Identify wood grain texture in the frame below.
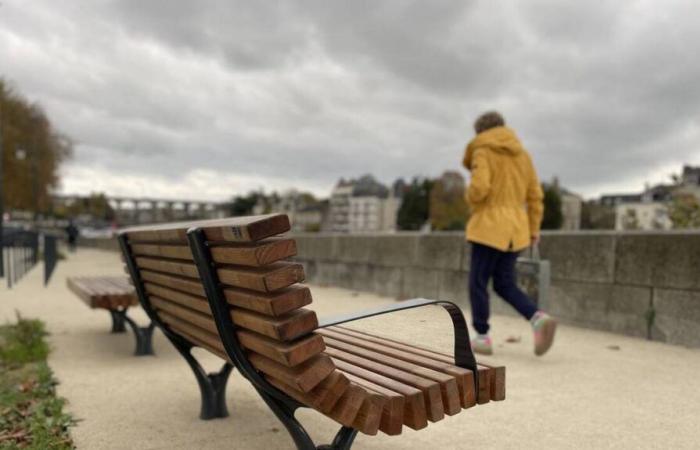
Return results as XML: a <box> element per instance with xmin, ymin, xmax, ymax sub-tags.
<box><xmin>122</xmin><ymin>214</ymin><xmax>290</xmax><ymax>243</ymax></box>
<box><xmin>236</xmin><ymin>330</ymin><xmax>325</xmax><ymax>367</ymax></box>
<box><xmin>230</xmin><ymin>308</ymin><xmax>318</xmax><ymax>342</ymax></box>
<box><xmin>217</xmin><ymin>262</ymin><xmax>305</xmax><ymax>293</ymax></box>
<box><xmin>67</xmin><ymin>276</ymin><xmax>137</xmax><ymax>309</ymax></box>
<box><xmin>335</xmin><ymin>326</ymin><xmax>503</xmax><ymax>403</ymax></box>
<box><xmin>322</xmin><ymin>334</ymin><xmax>461</xmax><ymax>416</ymax></box>
<box><xmin>248</xmin><ymin>353</ymin><xmax>335</xmax><ymax>393</ymax></box>
<box><xmin>323</xmin><ymin>327</ymin><xmax>476</xmax><ymax>408</ymax></box>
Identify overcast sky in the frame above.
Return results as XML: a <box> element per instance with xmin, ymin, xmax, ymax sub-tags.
<box><xmin>2</xmin><ymin>0</ymin><xmax>699</xmax><ymax>201</ymax></box>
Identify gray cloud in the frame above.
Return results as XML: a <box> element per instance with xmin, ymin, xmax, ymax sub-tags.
<box><xmin>1</xmin><ymin>0</ymin><xmax>699</xmax><ymax>200</ymax></box>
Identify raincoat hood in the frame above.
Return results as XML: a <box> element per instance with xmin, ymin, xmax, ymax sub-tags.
<box><xmin>463</xmin><ymin>126</ymin><xmax>524</xmax><ymax>170</ymax></box>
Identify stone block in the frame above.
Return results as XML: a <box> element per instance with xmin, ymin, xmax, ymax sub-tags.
<box><xmin>547</xmin><ymin>280</ymin><xmax>651</xmax><ymax>338</ymax></box>
<box><xmin>437</xmin><ymin>270</ymin><xmax>468</xmax><ymax>306</ymax></box>
<box><xmin>293</xmin><ymin>234</ymin><xmax>336</xmax><ymax>261</ymax></box>
<box><xmin>539</xmin><ymin>233</ymin><xmax>616</xmax><ymax>283</ymax></box>
<box><xmin>368</xmin><ymin>234</ymin><xmax>419</xmax><ymax>267</ymax></box>
<box><xmin>415</xmin><ymin>233</ymin><xmax>464</xmax><ymax>270</ymax></box>
<box><xmin>652</xmin><ymin>288</ymin><xmax>700</xmax><ymax>347</ymax></box>
<box><xmin>401</xmin><ymin>267</ymin><xmax>440</xmax><ymax>300</ymax></box>
<box><xmin>334</xmin><ymin>236</ymin><xmax>375</xmax><ymax>264</ymax></box>
<box><xmin>615</xmin><ymin>233</ymin><xmax>700</xmax><ymax>290</ymax></box>
<box><xmin>371</xmin><ymin>266</ymin><xmax>404</xmax><ymax>299</ymax></box>
<box><xmin>460</xmin><ymin>242</ymin><xmax>473</xmax><ymax>271</ymax></box>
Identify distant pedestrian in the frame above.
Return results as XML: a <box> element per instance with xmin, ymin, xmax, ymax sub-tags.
<box><xmin>462</xmin><ymin>111</ymin><xmax>557</xmax><ymax>356</ymax></box>
<box><xmin>65</xmin><ymin>220</ymin><xmax>79</xmax><ymax>252</ymax></box>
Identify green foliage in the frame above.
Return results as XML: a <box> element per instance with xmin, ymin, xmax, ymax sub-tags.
<box><xmin>669</xmin><ymin>193</ymin><xmax>700</xmax><ymax>229</ymax></box>
<box><xmin>1</xmin><ymin>79</ymin><xmax>73</xmax><ymax>214</ymax></box>
<box><xmin>54</xmin><ymin>193</ymin><xmax>115</xmax><ymax>221</ymax></box>
<box><xmin>0</xmin><ymin>313</ymin><xmax>49</xmax><ymax>366</ymax></box>
<box><xmin>397</xmin><ymin>178</ymin><xmax>433</xmax><ymax>230</ymax></box>
<box><xmin>429</xmin><ymin>172</ymin><xmax>469</xmax><ymax>231</ymax></box>
<box><xmin>0</xmin><ymin>315</ymin><xmax>75</xmax><ymax>448</ymax></box>
<box><xmin>541</xmin><ymin>183</ymin><xmax>564</xmax><ymax>230</ymax></box>
<box><xmin>229</xmin><ymin>191</ymin><xmax>261</xmax><ymax>216</ymax></box>
<box><xmin>580</xmin><ymin>200</ymin><xmax>616</xmax><ymax>230</ymax></box>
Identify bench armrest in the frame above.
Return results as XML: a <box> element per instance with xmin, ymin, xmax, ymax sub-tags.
<box><xmin>317</xmin><ymin>298</ymin><xmax>478</xmax><ymax>374</ymax></box>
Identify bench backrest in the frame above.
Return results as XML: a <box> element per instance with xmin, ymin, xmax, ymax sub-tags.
<box><xmin>118</xmin><ymin>214</ymin><xmax>338</xmax><ymax>394</ymax></box>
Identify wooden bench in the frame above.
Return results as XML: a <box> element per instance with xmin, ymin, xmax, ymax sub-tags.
<box><xmin>117</xmin><ymin>214</ymin><xmax>505</xmax><ymax>449</ymax></box>
<box><xmin>66</xmin><ymin>276</ymin><xmax>155</xmax><ymax>356</ymax></box>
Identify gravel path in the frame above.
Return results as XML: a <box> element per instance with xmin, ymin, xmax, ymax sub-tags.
<box><xmin>1</xmin><ymin>248</ymin><xmax>699</xmax><ymax>449</ymax></box>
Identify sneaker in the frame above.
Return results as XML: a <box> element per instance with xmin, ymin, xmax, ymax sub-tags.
<box><xmin>471</xmin><ymin>334</ymin><xmax>493</xmax><ymax>355</ymax></box>
<box><xmin>531</xmin><ymin>311</ymin><xmax>557</xmax><ymax>356</ymax></box>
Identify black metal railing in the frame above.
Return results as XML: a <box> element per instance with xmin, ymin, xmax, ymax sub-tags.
<box><xmin>44</xmin><ymin>233</ymin><xmax>58</xmax><ymax>285</ymax></box>
<box><xmin>1</xmin><ymin>229</ymin><xmax>39</xmax><ymax>288</ymax></box>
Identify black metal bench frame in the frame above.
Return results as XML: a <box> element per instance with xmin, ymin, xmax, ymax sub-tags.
<box><xmin>108</xmin><ymin>308</ymin><xmax>156</xmax><ymax>356</ymax></box>
<box><xmin>118</xmin><ymin>227</ymin><xmax>479</xmax><ymax>450</ymax></box>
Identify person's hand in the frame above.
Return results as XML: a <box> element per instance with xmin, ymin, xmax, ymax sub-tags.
<box><xmin>531</xmin><ymin>235</ymin><xmax>540</xmax><ymax>246</ymax></box>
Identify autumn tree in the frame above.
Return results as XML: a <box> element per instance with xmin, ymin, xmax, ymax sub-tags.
<box><xmin>429</xmin><ymin>171</ymin><xmax>469</xmax><ymax>231</ymax></box>
<box><xmin>669</xmin><ymin>193</ymin><xmax>700</xmax><ymax>229</ymax></box>
<box><xmin>1</xmin><ymin>79</ymin><xmax>73</xmax><ymax>214</ymax></box>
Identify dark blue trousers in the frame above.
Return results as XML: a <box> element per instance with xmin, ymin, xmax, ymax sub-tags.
<box><xmin>468</xmin><ymin>242</ymin><xmax>538</xmax><ymax>335</ymax></box>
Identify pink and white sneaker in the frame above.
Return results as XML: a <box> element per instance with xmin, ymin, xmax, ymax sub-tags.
<box><xmin>470</xmin><ymin>334</ymin><xmax>493</xmax><ymax>355</ymax></box>
<box><xmin>531</xmin><ymin>311</ymin><xmax>557</xmax><ymax>356</ymax></box>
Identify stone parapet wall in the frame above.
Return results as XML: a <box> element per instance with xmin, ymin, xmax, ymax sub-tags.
<box><xmin>293</xmin><ymin>231</ymin><xmax>700</xmax><ymax>348</ymax></box>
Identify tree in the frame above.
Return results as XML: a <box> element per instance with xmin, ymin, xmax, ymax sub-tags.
<box><xmin>620</xmin><ymin>208</ymin><xmax>640</xmax><ymax>230</ymax></box>
<box><xmin>541</xmin><ymin>183</ymin><xmax>563</xmax><ymax>230</ymax></box>
<box><xmin>580</xmin><ymin>200</ymin><xmax>616</xmax><ymax>229</ymax></box>
<box><xmin>1</xmin><ymin>79</ymin><xmax>73</xmax><ymax>214</ymax></box>
<box><xmin>397</xmin><ymin>177</ymin><xmax>433</xmax><ymax>230</ymax></box>
<box><xmin>229</xmin><ymin>191</ymin><xmax>262</xmax><ymax>216</ymax></box>
<box><xmin>429</xmin><ymin>171</ymin><xmax>469</xmax><ymax>231</ymax></box>
<box><xmin>669</xmin><ymin>193</ymin><xmax>700</xmax><ymax>229</ymax></box>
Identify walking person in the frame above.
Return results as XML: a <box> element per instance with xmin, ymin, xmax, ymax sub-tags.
<box><xmin>462</xmin><ymin>111</ymin><xmax>557</xmax><ymax>356</ymax></box>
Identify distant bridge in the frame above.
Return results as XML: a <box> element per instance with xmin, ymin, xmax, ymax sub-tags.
<box><xmin>53</xmin><ymin>195</ymin><xmax>228</xmax><ymax>225</ymax></box>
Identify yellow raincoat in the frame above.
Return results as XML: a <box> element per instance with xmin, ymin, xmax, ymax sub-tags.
<box><xmin>462</xmin><ymin>126</ymin><xmax>544</xmax><ymax>251</ymax></box>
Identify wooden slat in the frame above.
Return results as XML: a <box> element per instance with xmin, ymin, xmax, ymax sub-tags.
<box><xmin>223</xmin><ymin>285</ymin><xmax>312</xmax><ymax>317</ymax></box>
<box><xmin>140</xmin><ymin>270</ymin><xmax>205</xmax><ymax>297</ymax></box>
<box><xmin>122</xmin><ymin>214</ymin><xmax>290</xmax><ymax>243</ymax></box>
<box><xmin>217</xmin><ymin>262</ymin><xmax>305</xmax><ymax>293</ymax></box>
<box><xmin>130</xmin><ymin>238</ymin><xmax>297</xmax><ymax>268</ymax></box>
<box><xmin>326</xmin><ymin>346</ymin><xmax>444</xmax><ymax>423</ymax></box>
<box><xmin>321</xmin><ymin>327</ymin><xmax>475</xmax><ymax>408</ymax></box>
<box><xmin>345</xmin><ymin>373</ymin><xmax>404</xmax><ymax>436</ymax></box>
<box><xmin>130</xmin><ymin>243</ymin><xmax>192</xmax><ymax>260</ymax></box>
<box><xmin>335</xmin><ymin>326</ymin><xmax>500</xmax><ymax>403</ymax></box>
<box><xmin>351</xmin><ymin>388</ymin><xmax>385</xmax><ymax>436</ymax></box>
<box><xmin>314</xmin><ymin>371</ymin><xmax>350</xmax><ymax>414</ymax></box>
<box><xmin>236</xmin><ymin>330</ymin><xmax>325</xmax><ymax>367</ymax></box>
<box><xmin>150</xmin><ymin>296</ymin><xmax>217</xmax><ymax>333</ymax></box>
<box><xmin>144</xmin><ymin>283</ymin><xmax>211</xmax><ymax>315</ymax></box>
<box><xmin>328</xmin><ymin>384</ymin><xmax>368</xmax><ymax>431</ymax></box>
<box><xmin>248</xmin><ymin>353</ymin><xmax>335</xmax><ymax>393</ymax></box>
<box><xmin>231</xmin><ymin>308</ymin><xmax>318</xmax><ymax>342</ymax></box>
<box><xmin>210</xmin><ymin>238</ymin><xmax>297</xmax><ymax>267</ymax></box>
<box><xmin>158</xmin><ymin>311</ymin><xmax>228</xmax><ymax>360</ymax></box>
<box><xmin>321</xmin><ymin>334</ymin><xmax>461</xmax><ymax>415</ymax></box>
<box><xmin>331</xmin><ymin>358</ymin><xmax>427</xmax><ymax>431</ymax></box>
<box><xmin>141</xmin><ymin>270</ymin><xmax>311</xmax><ymax>317</ymax></box>
<box><xmin>267</xmin><ymin>377</ymin><xmax>373</xmax><ymax>434</ymax></box>
<box><xmin>135</xmin><ymin>257</ymin><xmax>200</xmax><ymax>278</ymax></box>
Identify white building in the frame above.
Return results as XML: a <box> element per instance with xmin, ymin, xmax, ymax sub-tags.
<box><xmin>561</xmin><ymin>192</ymin><xmax>583</xmax><ymax>231</ymax></box>
<box><xmin>329</xmin><ymin>175</ymin><xmax>401</xmax><ymax>233</ymax></box>
<box><xmin>615</xmin><ymin>202</ymin><xmax>672</xmax><ymax>230</ymax></box>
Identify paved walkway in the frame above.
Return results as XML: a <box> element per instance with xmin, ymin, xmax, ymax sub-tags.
<box><xmin>2</xmin><ymin>248</ymin><xmax>699</xmax><ymax>449</ymax></box>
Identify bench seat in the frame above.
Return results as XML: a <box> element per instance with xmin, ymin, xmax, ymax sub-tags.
<box><xmin>67</xmin><ymin>275</ymin><xmax>154</xmax><ymax>355</ymax></box>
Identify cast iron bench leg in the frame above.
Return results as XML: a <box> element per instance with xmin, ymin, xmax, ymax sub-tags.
<box><xmin>114</xmin><ymin>309</ymin><xmax>156</xmax><ymax>356</ymax></box>
<box><xmin>109</xmin><ymin>310</ymin><xmax>126</xmax><ymax>333</ymax></box>
<box><xmin>169</xmin><ymin>336</ymin><xmax>235</xmax><ymax>419</ymax></box>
